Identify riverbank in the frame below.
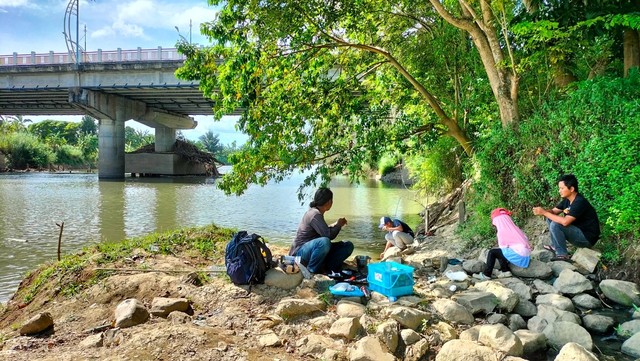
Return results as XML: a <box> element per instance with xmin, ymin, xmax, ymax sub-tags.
<box><xmin>1</xmin><ymin>218</ymin><xmax>640</xmax><ymax>360</ymax></box>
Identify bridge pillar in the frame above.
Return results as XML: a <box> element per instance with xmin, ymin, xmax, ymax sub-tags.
<box><xmin>155</xmin><ymin>125</ymin><xmax>176</xmax><ymax>152</ymax></box>
<box><xmin>98</xmin><ymin>115</ymin><xmax>126</xmax><ymax>180</ymax></box>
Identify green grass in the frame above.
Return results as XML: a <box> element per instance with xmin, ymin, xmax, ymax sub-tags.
<box><xmin>17</xmin><ymin>224</ymin><xmax>234</xmax><ymax>304</ymax></box>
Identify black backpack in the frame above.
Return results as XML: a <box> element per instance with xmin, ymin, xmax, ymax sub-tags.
<box><xmin>224</xmin><ymin>231</ymin><xmax>273</xmax><ymax>286</ymax></box>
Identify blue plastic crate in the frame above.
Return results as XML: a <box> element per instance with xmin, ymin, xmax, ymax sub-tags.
<box><xmin>367</xmin><ymin>261</ymin><xmax>414</xmax><ymax>297</ymax></box>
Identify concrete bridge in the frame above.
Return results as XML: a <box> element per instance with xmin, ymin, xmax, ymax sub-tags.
<box><xmin>0</xmin><ymin>47</ymin><xmax>220</xmax><ymax>179</ymax></box>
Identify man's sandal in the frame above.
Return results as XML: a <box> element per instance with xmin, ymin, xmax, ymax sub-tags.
<box><xmin>543</xmin><ymin>245</ymin><xmax>556</xmax><ymax>253</ymax></box>
<box><xmin>551</xmin><ymin>255</ymin><xmax>571</xmax><ymax>262</ymax></box>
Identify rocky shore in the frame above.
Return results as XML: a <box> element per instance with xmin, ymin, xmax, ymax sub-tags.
<box><xmin>1</xmin><ymin>219</ymin><xmax>640</xmax><ymax>361</ymax></box>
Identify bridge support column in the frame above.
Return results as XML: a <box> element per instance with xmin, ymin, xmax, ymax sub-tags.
<box><xmin>98</xmin><ymin>115</ymin><xmax>125</xmax><ymax>180</ymax></box>
<box><xmin>155</xmin><ymin>125</ymin><xmax>176</xmax><ymax>152</ymax></box>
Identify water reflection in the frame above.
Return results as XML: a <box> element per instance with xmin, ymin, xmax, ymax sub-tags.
<box><xmin>0</xmin><ymin>172</ymin><xmax>423</xmax><ymax>301</ymax></box>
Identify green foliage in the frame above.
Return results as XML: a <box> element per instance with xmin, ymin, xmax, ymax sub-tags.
<box><xmin>198</xmin><ymin>130</ymin><xmax>224</xmax><ymax>154</ymax></box>
<box><xmin>378</xmin><ymin>154</ymin><xmax>399</xmax><ymax>177</ymax></box>
<box><xmin>405</xmin><ymin>137</ymin><xmax>464</xmax><ymax>197</ymax></box>
<box><xmin>175</xmin><ymin>0</ymin><xmax>496</xmax><ymax>196</ymax></box>
<box><xmin>55</xmin><ymin>144</ymin><xmax>85</xmax><ymax>168</ymax></box>
<box><xmin>79</xmin><ymin>115</ymin><xmax>98</xmax><ymax>136</ymax></box>
<box><xmin>125</xmin><ymin>126</ymin><xmax>154</xmax><ymax>152</ymax></box>
<box><xmin>0</xmin><ymin>132</ymin><xmax>55</xmax><ymax>169</ymax></box>
<box><xmin>28</xmin><ymin>120</ymin><xmax>81</xmax><ymax>144</ymax></box>
<box><xmin>468</xmin><ymin>71</ymin><xmax>640</xmax><ymax>262</ymax></box>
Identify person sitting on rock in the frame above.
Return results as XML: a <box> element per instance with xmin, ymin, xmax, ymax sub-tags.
<box><xmin>378</xmin><ymin>216</ymin><xmax>415</xmax><ymax>259</ymax></box>
<box><xmin>289</xmin><ymin>187</ymin><xmax>354</xmax><ymax>276</ymax></box>
<box><xmin>532</xmin><ymin>174</ymin><xmax>600</xmax><ymax>261</ymax></box>
<box><xmin>473</xmin><ymin>208</ymin><xmax>531</xmax><ymax>281</ymax></box>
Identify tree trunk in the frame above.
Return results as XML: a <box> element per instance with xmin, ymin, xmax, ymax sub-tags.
<box><xmin>624</xmin><ymin>28</ymin><xmax>640</xmax><ymax>77</ymax></box>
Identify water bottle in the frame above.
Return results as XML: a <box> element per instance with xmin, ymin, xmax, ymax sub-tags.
<box><xmin>388</xmin><ymin>296</ymin><xmax>397</xmax><ymax>302</ymax></box>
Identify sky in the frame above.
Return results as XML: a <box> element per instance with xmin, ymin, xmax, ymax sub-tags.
<box><xmin>0</xmin><ymin>0</ymin><xmax>247</xmax><ymax>145</ymax></box>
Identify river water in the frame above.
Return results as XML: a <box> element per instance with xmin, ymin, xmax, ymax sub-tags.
<box><xmin>0</xmin><ymin>171</ymin><xmax>423</xmax><ymax>302</ymax></box>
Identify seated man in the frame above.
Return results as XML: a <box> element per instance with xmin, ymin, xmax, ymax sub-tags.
<box><xmin>289</xmin><ymin>188</ymin><xmax>354</xmax><ymax>275</ymax></box>
<box><xmin>379</xmin><ymin>216</ymin><xmax>414</xmax><ymax>259</ymax></box>
<box><xmin>533</xmin><ymin>174</ymin><xmax>600</xmax><ymax>261</ymax></box>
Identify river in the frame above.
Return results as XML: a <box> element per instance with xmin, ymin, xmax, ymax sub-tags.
<box><xmin>0</xmin><ymin>171</ymin><xmax>424</xmax><ymax>302</ymax></box>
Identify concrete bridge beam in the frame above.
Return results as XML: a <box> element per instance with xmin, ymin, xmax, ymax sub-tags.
<box><xmin>155</xmin><ymin>125</ymin><xmax>176</xmax><ymax>152</ymax></box>
<box><xmin>69</xmin><ymin>88</ymin><xmax>197</xmax><ymax>179</ymax></box>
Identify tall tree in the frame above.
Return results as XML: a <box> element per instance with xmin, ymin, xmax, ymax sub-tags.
<box><xmin>199</xmin><ymin>130</ymin><xmax>223</xmax><ymax>154</ymax></box>
<box><xmin>177</xmin><ymin>0</ymin><xmax>504</xmax><ymax>194</ymax></box>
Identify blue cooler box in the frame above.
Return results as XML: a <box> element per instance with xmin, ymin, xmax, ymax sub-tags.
<box><xmin>367</xmin><ymin>261</ymin><xmax>414</xmax><ymax>297</ymax></box>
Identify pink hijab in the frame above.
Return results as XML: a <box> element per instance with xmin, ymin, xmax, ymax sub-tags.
<box><xmin>491</xmin><ymin>208</ymin><xmax>531</xmax><ymax>256</ymax></box>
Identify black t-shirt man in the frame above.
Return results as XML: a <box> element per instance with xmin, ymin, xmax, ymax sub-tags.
<box><xmin>555</xmin><ymin>194</ymin><xmax>600</xmax><ymax>245</ymax></box>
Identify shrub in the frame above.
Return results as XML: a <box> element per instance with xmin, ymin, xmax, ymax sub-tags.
<box><xmin>467</xmin><ymin>71</ymin><xmax>640</xmax><ymax>262</ymax></box>
<box><xmin>0</xmin><ymin>132</ymin><xmax>55</xmax><ymax>169</ymax></box>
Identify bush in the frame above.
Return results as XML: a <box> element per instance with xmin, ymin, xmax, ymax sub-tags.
<box><xmin>378</xmin><ymin>153</ymin><xmax>399</xmax><ymax>176</ymax></box>
<box><xmin>55</xmin><ymin>144</ymin><xmax>85</xmax><ymax>169</ymax></box>
<box><xmin>467</xmin><ymin>71</ymin><xmax>640</xmax><ymax>262</ymax></box>
<box><xmin>0</xmin><ymin>132</ymin><xmax>55</xmax><ymax>169</ymax></box>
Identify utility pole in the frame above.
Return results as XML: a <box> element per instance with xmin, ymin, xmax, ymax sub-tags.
<box><xmin>189</xmin><ymin>19</ymin><xmax>192</xmax><ymax>44</ymax></box>
<box><xmin>76</xmin><ymin>0</ymin><xmax>80</xmax><ymax>65</ymax></box>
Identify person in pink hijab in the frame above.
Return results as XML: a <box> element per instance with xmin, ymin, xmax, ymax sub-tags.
<box><xmin>473</xmin><ymin>208</ymin><xmax>532</xmax><ymax>281</ymax></box>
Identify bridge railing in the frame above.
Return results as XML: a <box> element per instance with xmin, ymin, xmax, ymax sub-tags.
<box><xmin>0</xmin><ymin>47</ymin><xmax>186</xmax><ymax>66</ymax></box>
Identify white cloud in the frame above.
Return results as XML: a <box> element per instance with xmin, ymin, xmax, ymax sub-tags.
<box><xmin>91</xmin><ymin>26</ymin><xmax>115</xmax><ymax>39</ymax></box>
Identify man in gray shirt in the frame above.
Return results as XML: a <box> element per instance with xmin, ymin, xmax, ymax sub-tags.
<box><xmin>289</xmin><ymin>188</ymin><xmax>354</xmax><ymax>274</ymax></box>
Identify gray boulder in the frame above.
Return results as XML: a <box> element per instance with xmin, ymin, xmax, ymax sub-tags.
<box><xmin>572</xmin><ymin>294</ymin><xmax>601</xmax><ymax>310</ymax></box>
<box><xmin>582</xmin><ymin>314</ymin><xmax>615</xmax><ymax>334</ymax></box>
<box><xmin>536</xmin><ymin>294</ymin><xmax>575</xmax><ymax>312</ymax></box>
<box><xmin>621</xmin><ymin>332</ymin><xmax>640</xmax><ymax>358</ymax></box>
<box><xmin>553</xmin><ymin>269</ymin><xmax>593</xmax><ymax>295</ymax></box>
<box><xmin>452</xmin><ymin>290</ymin><xmax>498</xmax><ymax>315</ymax></box>
<box><xmin>543</xmin><ymin>321</ymin><xmax>593</xmax><ymax>351</ymax></box>
<box><xmin>510</xmin><ymin>259</ymin><xmax>553</xmax><ymax>279</ymax></box>
<box><xmin>599</xmin><ymin>279</ymin><xmax>640</xmax><ymax>307</ymax></box>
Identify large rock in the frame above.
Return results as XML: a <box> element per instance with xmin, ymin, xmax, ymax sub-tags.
<box><xmin>388</xmin><ymin>306</ymin><xmax>431</xmax><ymax>330</ymax></box>
<box><xmin>510</xmin><ymin>259</ymin><xmax>553</xmax><ymax>279</ymax></box>
<box><xmin>582</xmin><ymin>314</ymin><xmax>615</xmax><ymax>334</ymax></box>
<box><xmin>329</xmin><ymin>317</ymin><xmax>361</xmax><ymax>340</ymax></box>
<box><xmin>548</xmin><ymin>261</ymin><xmax>578</xmax><ymax>277</ymax></box>
<box><xmin>298</xmin><ymin>334</ymin><xmax>341</xmax><ymax>358</ymax></box>
<box><xmin>275</xmin><ymin>298</ymin><xmax>326</xmax><ymax>319</ymax></box>
<box><xmin>553</xmin><ymin>269</ymin><xmax>593</xmax><ymax>295</ymax></box>
<box><xmin>349</xmin><ymin>335</ymin><xmax>395</xmax><ymax>361</ymax></box>
<box><xmin>571</xmin><ymin>248</ymin><xmax>601</xmax><ymax>273</ymax></box>
<box><xmin>264</xmin><ymin>268</ymin><xmax>303</xmax><ymax>289</ymax></box>
<box><xmin>377</xmin><ymin>320</ymin><xmax>400</xmax><ymax>352</ymax></box>
<box><xmin>555</xmin><ymin>342</ymin><xmax>599</xmax><ymax>361</ymax></box>
<box><xmin>536</xmin><ymin>304</ymin><xmax>581</xmax><ymax>325</ymax></box>
<box><xmin>621</xmin><ymin>332</ymin><xmax>640</xmax><ymax>358</ymax></box>
<box><xmin>435</xmin><ymin>339</ymin><xmax>499</xmax><ymax>361</ymax></box>
<box><xmin>496</xmin><ymin>278</ymin><xmax>533</xmax><ymax>301</ymax></box>
<box><xmin>478</xmin><ymin>324</ymin><xmax>523</xmax><ymax>356</ymax></box>
<box><xmin>543</xmin><ymin>321</ymin><xmax>593</xmax><ymax>351</ymax></box>
<box><xmin>617</xmin><ymin>319</ymin><xmax>640</xmax><ymax>338</ymax></box>
<box><xmin>337</xmin><ymin>300</ymin><xmax>366</xmax><ymax>318</ymax></box>
<box><xmin>401</xmin><ymin>328</ymin><xmax>422</xmax><ymax>345</ymax></box>
<box><xmin>572</xmin><ymin>294</ymin><xmax>601</xmax><ymax>310</ymax></box>
<box><xmin>532</xmin><ymin>279</ymin><xmax>558</xmax><ymax>294</ymax></box>
<box><xmin>404</xmin><ymin>338</ymin><xmax>429</xmax><ymax>361</ymax></box>
<box><xmin>114</xmin><ymin>298</ymin><xmax>149</xmax><ymax>328</ymax></box>
<box><xmin>432</xmin><ymin>298</ymin><xmax>474</xmax><ymax>325</ymax></box>
<box><xmin>513</xmin><ymin>299</ymin><xmax>538</xmax><ymax>318</ymax></box>
<box><xmin>599</xmin><ymin>279</ymin><xmax>640</xmax><ymax>307</ymax></box>
<box><xmin>452</xmin><ymin>290</ymin><xmax>498</xmax><ymax>315</ymax></box>
<box><xmin>536</xmin><ymin>294</ymin><xmax>575</xmax><ymax>312</ymax></box>
<box><xmin>19</xmin><ymin>312</ymin><xmax>54</xmax><ymax>335</ymax></box>
<box><xmin>150</xmin><ymin>297</ymin><xmax>190</xmax><ymax>317</ymax></box>
<box><xmin>514</xmin><ymin>329</ymin><xmax>547</xmax><ymax>355</ymax></box>
<box><xmin>475</xmin><ymin>281</ymin><xmax>520</xmax><ymax>312</ymax></box>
